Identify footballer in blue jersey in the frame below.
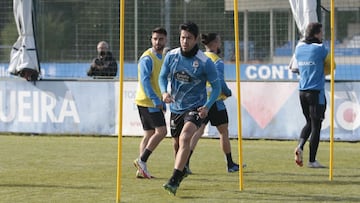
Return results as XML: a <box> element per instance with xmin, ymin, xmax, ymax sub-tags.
<box><xmin>159</xmin><ymin>48</ymin><xmax>219</xmax><ymax>113</ymax></box>
<box><xmin>294</xmin><ymin>22</ymin><xmax>333</xmax><ymax>169</ymax></box>
<box><xmin>160</xmin><ymin>21</ymin><xmax>220</xmax><ymax>196</ymax></box>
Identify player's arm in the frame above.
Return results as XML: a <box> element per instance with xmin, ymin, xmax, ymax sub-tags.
<box><xmin>139</xmin><ymin>56</ymin><xmax>162</xmax><ymax>107</ymax></box>
<box><xmin>204</xmin><ymin>60</ymin><xmax>221</xmax><ymax>109</ymax></box>
<box><xmin>216</xmin><ymin>59</ymin><xmax>231</xmax><ymax>97</ymax></box>
<box><xmin>288</xmin><ymin>54</ymin><xmax>299</xmax><ymax>74</ymax></box>
<box><xmin>159</xmin><ymin>55</ymin><xmax>172</xmax><ymax>103</ymax></box>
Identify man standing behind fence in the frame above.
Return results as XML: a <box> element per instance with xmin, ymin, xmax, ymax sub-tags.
<box><xmin>87</xmin><ymin>41</ymin><xmax>117</xmax><ymax>77</ymax></box>
<box><xmin>133</xmin><ymin>27</ymin><xmax>168</xmax><ymax>179</ymax></box>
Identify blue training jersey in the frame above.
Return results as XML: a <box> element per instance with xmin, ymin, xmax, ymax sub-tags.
<box><xmin>295</xmin><ymin>41</ymin><xmax>328</xmax><ymax>105</ymax></box>
<box><xmin>159</xmin><ymin>48</ymin><xmax>220</xmax><ymax>114</ymax></box>
<box><xmin>295</xmin><ymin>41</ymin><xmax>328</xmax><ymax>91</ymax></box>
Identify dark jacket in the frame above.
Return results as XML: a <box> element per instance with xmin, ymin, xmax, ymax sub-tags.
<box><xmin>87</xmin><ymin>51</ymin><xmax>118</xmax><ymax>77</ymax></box>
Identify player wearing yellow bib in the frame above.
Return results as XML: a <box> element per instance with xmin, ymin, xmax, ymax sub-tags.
<box><xmin>133</xmin><ymin>27</ymin><xmax>168</xmax><ymax>179</ymax></box>
<box><xmin>186</xmin><ymin>33</ymin><xmax>240</xmax><ymax>174</ymax></box>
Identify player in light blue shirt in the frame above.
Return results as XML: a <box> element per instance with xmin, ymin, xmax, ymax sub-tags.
<box><xmin>294</xmin><ymin>22</ymin><xmax>332</xmax><ymax>169</ymax></box>
<box><xmin>159</xmin><ymin>21</ymin><xmax>220</xmax><ymax>195</ymax></box>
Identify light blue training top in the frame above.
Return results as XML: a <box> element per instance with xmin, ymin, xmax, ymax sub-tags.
<box><xmin>159</xmin><ymin>48</ymin><xmax>220</xmax><ymax>114</ymax></box>
<box><xmin>295</xmin><ymin>41</ymin><xmax>328</xmax><ymax>104</ymax></box>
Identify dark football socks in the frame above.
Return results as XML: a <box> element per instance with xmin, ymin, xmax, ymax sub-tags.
<box><xmin>140</xmin><ymin>148</ymin><xmax>152</xmax><ymax>162</ymax></box>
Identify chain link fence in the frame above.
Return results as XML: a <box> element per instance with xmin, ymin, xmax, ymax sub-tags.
<box><xmin>0</xmin><ymin>0</ymin><xmax>359</xmax><ymax>77</ymax></box>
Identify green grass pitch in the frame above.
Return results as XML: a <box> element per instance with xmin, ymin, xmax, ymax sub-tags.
<box><xmin>0</xmin><ymin>135</ymin><xmax>359</xmax><ymax>202</ymax></box>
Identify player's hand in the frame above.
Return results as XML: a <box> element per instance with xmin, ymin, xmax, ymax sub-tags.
<box><xmin>197</xmin><ymin>106</ymin><xmax>208</xmax><ymax>119</ymax></box>
<box><xmin>162</xmin><ymin>93</ymin><xmax>174</xmax><ymax>103</ymax></box>
<box><xmin>225</xmin><ymin>89</ymin><xmax>232</xmax><ymax>97</ymax></box>
<box><xmin>156</xmin><ymin>102</ymin><xmax>167</xmax><ymax>112</ymax></box>
<box><xmin>156</xmin><ymin>103</ymin><xmax>163</xmax><ymax>110</ymax></box>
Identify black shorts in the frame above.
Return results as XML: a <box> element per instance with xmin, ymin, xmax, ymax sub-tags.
<box><xmin>203</xmin><ymin>102</ymin><xmax>229</xmax><ymax>126</ymax></box>
<box><xmin>170</xmin><ymin>109</ymin><xmax>203</xmax><ymax>137</ymax></box>
<box><xmin>137</xmin><ymin>105</ymin><xmax>166</xmax><ymax>130</ymax></box>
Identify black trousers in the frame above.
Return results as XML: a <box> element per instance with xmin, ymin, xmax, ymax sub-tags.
<box><xmin>298</xmin><ymin>90</ymin><xmax>326</xmax><ymax>162</ymax></box>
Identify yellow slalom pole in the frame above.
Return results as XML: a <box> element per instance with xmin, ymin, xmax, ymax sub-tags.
<box><xmin>329</xmin><ymin>0</ymin><xmax>335</xmax><ymax>181</ymax></box>
<box><xmin>116</xmin><ymin>0</ymin><xmax>125</xmax><ymax>202</ymax></box>
<box><xmin>233</xmin><ymin>0</ymin><xmax>244</xmax><ymax>191</ymax></box>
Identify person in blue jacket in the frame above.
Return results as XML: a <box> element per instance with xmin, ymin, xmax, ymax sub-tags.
<box><xmin>294</xmin><ymin>22</ymin><xmax>332</xmax><ymax>168</ymax></box>
<box><xmin>159</xmin><ymin>21</ymin><xmax>220</xmax><ymax>195</ymax></box>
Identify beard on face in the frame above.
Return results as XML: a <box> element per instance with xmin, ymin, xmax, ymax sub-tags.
<box><xmin>154</xmin><ymin>44</ymin><xmax>165</xmax><ymax>52</ymax></box>
<box><xmin>181</xmin><ymin>44</ymin><xmax>193</xmax><ymax>52</ymax></box>
<box><xmin>98</xmin><ymin>51</ymin><xmax>107</xmax><ymax>57</ymax></box>
<box><xmin>181</xmin><ymin>44</ymin><xmax>199</xmax><ymax>57</ymax></box>
<box><xmin>216</xmin><ymin>48</ymin><xmax>221</xmax><ymax>54</ymax></box>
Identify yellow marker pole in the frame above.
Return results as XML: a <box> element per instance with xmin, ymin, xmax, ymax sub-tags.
<box><xmin>329</xmin><ymin>0</ymin><xmax>335</xmax><ymax>181</ymax></box>
<box><xmin>116</xmin><ymin>0</ymin><xmax>125</xmax><ymax>202</ymax></box>
<box><xmin>233</xmin><ymin>0</ymin><xmax>244</xmax><ymax>191</ymax></box>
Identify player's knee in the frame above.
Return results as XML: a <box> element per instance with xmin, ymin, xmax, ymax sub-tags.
<box><xmin>179</xmin><ymin>133</ymin><xmax>192</xmax><ymax>144</ymax></box>
<box><xmin>156</xmin><ymin>126</ymin><xmax>167</xmax><ymax>137</ymax></box>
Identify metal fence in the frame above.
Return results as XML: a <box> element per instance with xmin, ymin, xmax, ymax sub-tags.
<box><xmin>0</xmin><ymin>0</ymin><xmax>359</xmax><ymax>66</ymax></box>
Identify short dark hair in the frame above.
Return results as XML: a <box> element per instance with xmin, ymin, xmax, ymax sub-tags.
<box><xmin>152</xmin><ymin>27</ymin><xmax>167</xmax><ymax>36</ymax></box>
<box><xmin>305</xmin><ymin>22</ymin><xmax>322</xmax><ymax>39</ymax></box>
<box><xmin>179</xmin><ymin>21</ymin><xmax>199</xmax><ymax>38</ymax></box>
<box><xmin>201</xmin><ymin>33</ymin><xmax>218</xmax><ymax>45</ymax></box>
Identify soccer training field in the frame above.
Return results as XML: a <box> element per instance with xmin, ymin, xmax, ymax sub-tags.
<box><xmin>0</xmin><ymin>135</ymin><xmax>359</xmax><ymax>202</ymax></box>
